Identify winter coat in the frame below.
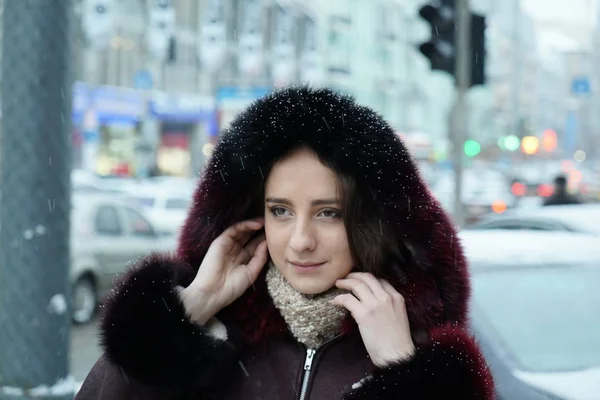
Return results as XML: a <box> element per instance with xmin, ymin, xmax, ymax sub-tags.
<box><xmin>77</xmin><ymin>87</ymin><xmax>495</xmax><ymax>400</ymax></box>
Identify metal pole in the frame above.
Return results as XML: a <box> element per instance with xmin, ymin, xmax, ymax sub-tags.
<box><xmin>451</xmin><ymin>0</ymin><xmax>471</xmax><ymax>227</ymax></box>
<box><xmin>511</xmin><ymin>3</ymin><xmax>521</xmax><ymax>141</ymax></box>
<box><xmin>0</xmin><ymin>0</ymin><xmax>73</xmax><ymax>399</ymax></box>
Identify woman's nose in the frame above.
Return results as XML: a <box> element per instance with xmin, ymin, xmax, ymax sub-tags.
<box><xmin>288</xmin><ymin>221</ymin><xmax>317</xmax><ymax>253</ymax></box>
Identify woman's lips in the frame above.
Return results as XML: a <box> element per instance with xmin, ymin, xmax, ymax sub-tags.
<box><xmin>289</xmin><ymin>261</ymin><xmax>326</xmax><ymax>271</ymax></box>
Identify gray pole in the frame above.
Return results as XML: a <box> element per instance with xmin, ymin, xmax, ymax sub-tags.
<box><xmin>451</xmin><ymin>0</ymin><xmax>471</xmax><ymax>227</ymax></box>
<box><xmin>0</xmin><ymin>1</ymin><xmax>73</xmax><ymax>399</ymax></box>
<box><xmin>510</xmin><ymin>3</ymin><xmax>521</xmax><ymax>142</ymax></box>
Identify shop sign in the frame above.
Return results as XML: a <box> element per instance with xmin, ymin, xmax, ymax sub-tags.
<box><xmin>72</xmin><ymin>82</ymin><xmax>145</xmax><ymax>125</ymax></box>
<box><xmin>150</xmin><ymin>93</ymin><xmax>215</xmax><ymax>122</ymax></box>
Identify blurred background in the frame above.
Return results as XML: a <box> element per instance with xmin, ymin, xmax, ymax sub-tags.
<box><xmin>2</xmin><ymin>0</ymin><xmax>598</xmax><ymax>215</ymax></box>
<box><xmin>2</xmin><ymin>0</ymin><xmax>599</xmax><ymax>188</ymax></box>
<box><xmin>0</xmin><ymin>0</ymin><xmax>599</xmax><ymax>399</ymax></box>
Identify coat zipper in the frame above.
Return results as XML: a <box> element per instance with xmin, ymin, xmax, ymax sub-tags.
<box><xmin>298</xmin><ymin>348</ymin><xmax>316</xmax><ymax>400</ymax></box>
<box><xmin>297</xmin><ymin>334</ymin><xmax>341</xmax><ymax>400</ymax></box>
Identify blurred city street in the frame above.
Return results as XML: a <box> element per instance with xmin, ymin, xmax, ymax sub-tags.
<box><xmin>70</xmin><ymin>320</ymin><xmax>101</xmax><ymax>383</ymax></box>
<box><xmin>0</xmin><ymin>0</ymin><xmax>599</xmax><ymax>398</ymax></box>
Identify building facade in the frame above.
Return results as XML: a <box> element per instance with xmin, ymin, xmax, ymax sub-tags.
<box><xmin>8</xmin><ymin>0</ymin><xmax>596</xmax><ymax>174</ymax></box>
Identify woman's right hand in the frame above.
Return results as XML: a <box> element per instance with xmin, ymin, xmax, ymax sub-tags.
<box><xmin>179</xmin><ymin>219</ymin><xmax>269</xmax><ymax>325</ymax></box>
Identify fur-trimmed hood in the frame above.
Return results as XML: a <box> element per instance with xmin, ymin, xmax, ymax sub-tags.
<box><xmin>177</xmin><ymin>86</ymin><xmax>469</xmax><ymax>343</ymax></box>
<box><xmin>82</xmin><ymin>86</ymin><xmax>494</xmax><ymax>398</ymax></box>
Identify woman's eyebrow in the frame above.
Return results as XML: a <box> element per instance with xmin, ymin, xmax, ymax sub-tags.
<box><xmin>265</xmin><ymin>197</ymin><xmax>292</xmax><ymax>205</ymax></box>
<box><xmin>265</xmin><ymin>197</ymin><xmax>339</xmax><ymax>206</ymax></box>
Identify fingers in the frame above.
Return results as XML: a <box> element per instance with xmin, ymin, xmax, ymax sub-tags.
<box><xmin>221</xmin><ymin>218</ymin><xmax>265</xmax><ymax>243</ymax></box>
<box><xmin>346</xmin><ymin>272</ymin><xmax>390</xmax><ymax>301</ymax></box>
<box><xmin>379</xmin><ymin>279</ymin><xmax>404</xmax><ymax>303</ymax></box>
<box><xmin>243</xmin><ymin>233</ymin><xmax>266</xmax><ymax>257</ymax></box>
<box><xmin>244</xmin><ymin>240</ymin><xmax>268</xmax><ymax>283</ymax></box>
<box><xmin>330</xmin><ymin>293</ymin><xmax>362</xmax><ymax>316</ymax></box>
<box><xmin>337</xmin><ymin>273</ymin><xmax>405</xmax><ymax>307</ymax></box>
<box><xmin>335</xmin><ymin>278</ymin><xmax>375</xmax><ymax>303</ymax></box>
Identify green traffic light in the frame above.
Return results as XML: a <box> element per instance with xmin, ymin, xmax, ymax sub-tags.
<box><xmin>464</xmin><ymin>140</ymin><xmax>481</xmax><ymax>157</ymax></box>
<box><xmin>504</xmin><ymin>135</ymin><xmax>520</xmax><ymax>152</ymax></box>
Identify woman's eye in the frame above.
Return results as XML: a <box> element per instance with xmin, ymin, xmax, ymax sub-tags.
<box><xmin>319</xmin><ymin>209</ymin><xmax>341</xmax><ymax>219</ymax></box>
<box><xmin>270</xmin><ymin>206</ymin><xmax>290</xmax><ymax>217</ymax></box>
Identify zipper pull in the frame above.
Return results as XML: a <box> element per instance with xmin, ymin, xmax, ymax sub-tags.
<box><xmin>304</xmin><ymin>349</ymin><xmax>316</xmax><ymax>371</ymax></box>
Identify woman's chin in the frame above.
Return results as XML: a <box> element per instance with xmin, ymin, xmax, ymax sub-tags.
<box><xmin>287</xmin><ymin>277</ymin><xmax>335</xmax><ymax>296</ymax></box>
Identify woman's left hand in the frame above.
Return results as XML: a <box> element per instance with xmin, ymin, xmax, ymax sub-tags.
<box><xmin>331</xmin><ymin>272</ymin><xmax>415</xmax><ymax>367</ymax></box>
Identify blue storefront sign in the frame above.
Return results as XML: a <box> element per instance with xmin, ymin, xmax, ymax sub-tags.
<box><xmin>72</xmin><ymin>82</ymin><xmax>145</xmax><ymax>126</ymax></box>
<box><xmin>149</xmin><ymin>92</ymin><xmax>215</xmax><ymax>123</ymax></box>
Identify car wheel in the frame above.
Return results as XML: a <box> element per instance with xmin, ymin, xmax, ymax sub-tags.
<box><xmin>72</xmin><ymin>276</ymin><xmax>97</xmax><ymax>324</ymax></box>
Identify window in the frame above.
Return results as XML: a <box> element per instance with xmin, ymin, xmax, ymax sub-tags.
<box><xmin>327</xmin><ymin>14</ymin><xmax>352</xmax><ymax>71</ymax></box>
<box><xmin>95</xmin><ymin>206</ymin><xmax>122</xmax><ymax>236</ymax></box>
<box><xmin>376</xmin><ymin>4</ymin><xmax>399</xmax><ymax>42</ymax></box>
<box><xmin>124</xmin><ymin>208</ymin><xmax>155</xmax><ymax>237</ymax></box>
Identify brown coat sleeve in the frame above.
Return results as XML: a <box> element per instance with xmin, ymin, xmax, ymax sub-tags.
<box><xmin>75</xmin><ymin>355</ymin><xmax>136</xmax><ymax>400</ymax></box>
<box><xmin>96</xmin><ymin>253</ymin><xmax>237</xmax><ymax>390</ymax></box>
<box><xmin>75</xmin><ymin>354</ymin><xmax>193</xmax><ymax>400</ymax></box>
<box><xmin>343</xmin><ymin>324</ymin><xmax>496</xmax><ymax>400</ymax></box>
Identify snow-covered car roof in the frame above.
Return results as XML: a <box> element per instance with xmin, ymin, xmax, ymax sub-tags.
<box><xmin>473</xmin><ymin>204</ymin><xmax>600</xmax><ymax>234</ymax></box>
<box><xmin>517</xmin><ymin>204</ymin><xmax>600</xmax><ymax>218</ymax></box>
<box><xmin>459</xmin><ymin>230</ymin><xmax>600</xmax><ymax>266</ymax></box>
<box><xmin>123</xmin><ymin>181</ymin><xmax>195</xmax><ymax>198</ymax></box>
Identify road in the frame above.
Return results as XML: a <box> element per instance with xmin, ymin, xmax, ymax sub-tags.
<box><xmin>70</xmin><ymin>319</ymin><xmax>102</xmax><ymax>383</ymax></box>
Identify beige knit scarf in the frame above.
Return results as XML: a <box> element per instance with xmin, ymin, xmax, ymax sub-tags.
<box><xmin>266</xmin><ymin>263</ymin><xmax>348</xmax><ymax>349</ymax></box>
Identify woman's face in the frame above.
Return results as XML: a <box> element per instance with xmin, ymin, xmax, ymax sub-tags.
<box><xmin>264</xmin><ymin>147</ymin><xmax>354</xmax><ymax>295</ymax></box>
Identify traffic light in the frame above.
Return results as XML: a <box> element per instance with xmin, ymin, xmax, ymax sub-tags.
<box><xmin>464</xmin><ymin>139</ymin><xmax>481</xmax><ymax>157</ymax></box>
<box><xmin>541</xmin><ymin>129</ymin><xmax>557</xmax><ymax>152</ymax></box>
<box><xmin>504</xmin><ymin>135</ymin><xmax>520</xmax><ymax>152</ymax></box>
<box><xmin>521</xmin><ymin>136</ymin><xmax>539</xmax><ymax>155</ymax></box>
<box><xmin>470</xmin><ymin>13</ymin><xmax>486</xmax><ymax>86</ymax></box>
<box><xmin>417</xmin><ymin>1</ymin><xmax>486</xmax><ymax>87</ymax></box>
<box><xmin>418</xmin><ymin>0</ymin><xmax>456</xmax><ymax>76</ymax></box>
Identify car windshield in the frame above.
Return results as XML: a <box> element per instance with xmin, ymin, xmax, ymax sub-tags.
<box><xmin>472</xmin><ymin>264</ymin><xmax>600</xmax><ymax>373</ymax></box>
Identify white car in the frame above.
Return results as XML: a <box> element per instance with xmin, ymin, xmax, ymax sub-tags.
<box><xmin>70</xmin><ymin>191</ymin><xmax>177</xmax><ymax>324</ymax></box>
<box><xmin>468</xmin><ymin>204</ymin><xmax>600</xmax><ymax>235</ymax></box>
<box><xmin>124</xmin><ymin>182</ymin><xmax>195</xmax><ymax>236</ymax></box>
<box><xmin>460</xmin><ymin>230</ymin><xmax>600</xmax><ymax>400</ymax></box>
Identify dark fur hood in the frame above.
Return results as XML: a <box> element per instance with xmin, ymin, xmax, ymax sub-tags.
<box><xmin>176</xmin><ymin>86</ymin><xmax>469</xmax><ymax>343</ymax></box>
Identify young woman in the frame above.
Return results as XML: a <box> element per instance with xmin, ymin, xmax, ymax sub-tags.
<box><xmin>77</xmin><ymin>87</ymin><xmax>494</xmax><ymax>400</ymax></box>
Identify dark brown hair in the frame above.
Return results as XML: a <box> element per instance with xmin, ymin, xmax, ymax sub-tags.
<box><xmin>250</xmin><ymin>146</ymin><xmax>404</xmax><ymax>281</ymax></box>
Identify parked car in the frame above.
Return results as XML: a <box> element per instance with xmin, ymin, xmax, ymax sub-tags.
<box><xmin>124</xmin><ymin>182</ymin><xmax>195</xmax><ymax>236</ymax></box>
<box><xmin>71</xmin><ymin>169</ymin><xmax>138</xmax><ymax>194</ymax></box>
<box><xmin>466</xmin><ymin>204</ymin><xmax>600</xmax><ymax>235</ymax></box>
<box><xmin>460</xmin><ymin>230</ymin><xmax>600</xmax><ymax>400</ymax></box>
<box><xmin>70</xmin><ymin>191</ymin><xmax>176</xmax><ymax>324</ymax></box>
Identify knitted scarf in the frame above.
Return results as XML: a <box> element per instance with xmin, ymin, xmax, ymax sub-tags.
<box><xmin>266</xmin><ymin>263</ymin><xmax>348</xmax><ymax>349</ymax></box>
